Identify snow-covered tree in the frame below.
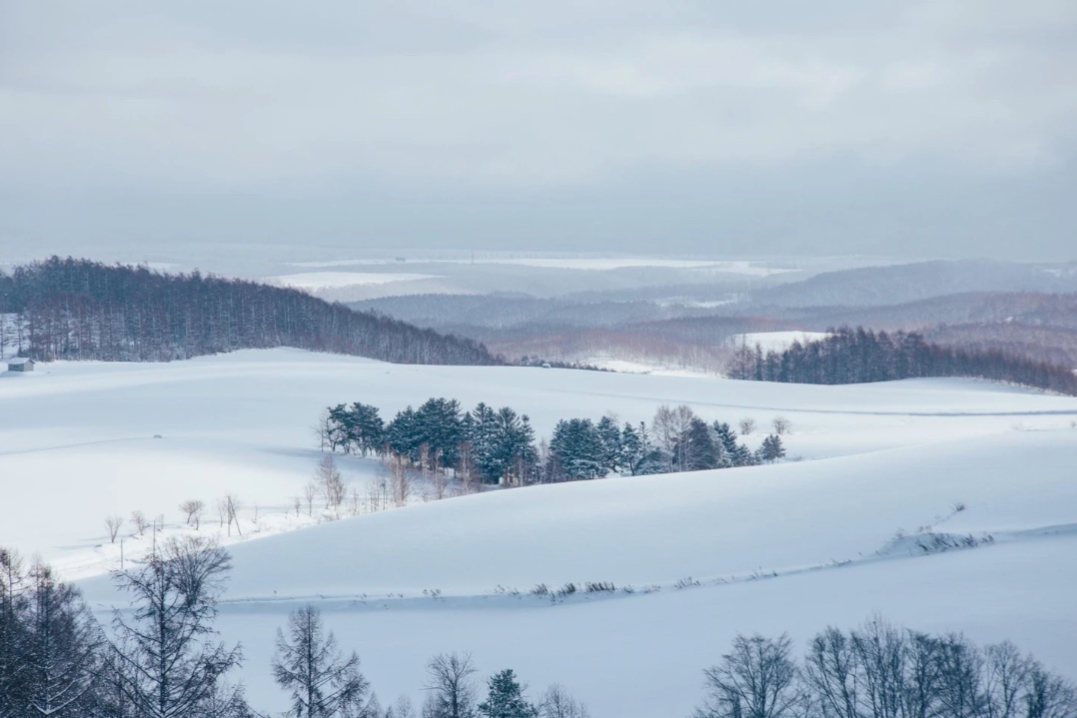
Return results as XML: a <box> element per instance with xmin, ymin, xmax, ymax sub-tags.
<box><xmin>478</xmin><ymin>670</ymin><xmax>537</xmax><ymax>718</ymax></box>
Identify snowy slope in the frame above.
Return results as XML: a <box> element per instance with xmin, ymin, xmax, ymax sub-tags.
<box><xmin>2</xmin><ymin>349</ymin><xmax>1076</xmax><ymax>716</ymax></box>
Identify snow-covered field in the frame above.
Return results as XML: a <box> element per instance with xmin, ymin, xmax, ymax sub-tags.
<box><xmin>3</xmin><ymin>349</ymin><xmax>1076</xmax><ymax>716</ymax></box>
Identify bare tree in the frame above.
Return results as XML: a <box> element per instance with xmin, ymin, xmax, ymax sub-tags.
<box><xmin>224</xmin><ymin>494</ymin><xmax>243</xmax><ymax>537</ymax></box>
<box><xmin>695</xmin><ymin>634</ymin><xmax>802</xmax><ymax>718</ymax></box>
<box><xmin>386</xmin><ymin>454</ymin><xmax>411</xmax><ymax>508</ymax></box>
<box><xmin>316</xmin><ymin>455</ymin><xmax>347</xmax><ymax>519</ymax></box>
<box><xmin>130</xmin><ymin>511</ymin><xmax>149</xmax><ymax>537</ymax></box>
<box><xmin>180</xmin><ymin>500</ymin><xmax>205</xmax><ymax>529</ymax></box>
<box><xmin>738</xmin><ymin>418</ymin><xmax>756</xmax><ymax>436</ymax></box>
<box><xmin>538</xmin><ymin>684</ymin><xmax>590</xmax><ymax>718</ymax></box>
<box><xmin>272</xmin><ymin>604</ymin><xmax>374</xmax><ymax>718</ymax></box>
<box><xmin>216</xmin><ymin>497</ymin><xmax>228</xmax><ymax>528</ymax></box>
<box><xmin>105</xmin><ymin>536</ymin><xmax>247</xmax><ymax>718</ymax></box>
<box><xmin>304</xmin><ymin>481</ymin><xmax>319</xmax><ymax>518</ymax></box>
<box><xmin>293</xmin><ymin>494</ymin><xmax>303</xmax><ymax>518</ymax></box>
<box><xmin>105</xmin><ymin>516</ymin><xmax>124</xmax><ymax>544</ymax></box>
<box><xmin>423</xmin><ymin>652</ymin><xmax>478</xmax><ymax>718</ymax></box>
<box><xmin>772</xmin><ymin>417</ymin><xmax>792</xmax><ymax>435</ymax></box>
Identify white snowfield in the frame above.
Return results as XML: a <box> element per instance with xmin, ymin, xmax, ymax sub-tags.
<box><xmin>2</xmin><ymin>349</ymin><xmax>1076</xmax><ymax>717</ymax></box>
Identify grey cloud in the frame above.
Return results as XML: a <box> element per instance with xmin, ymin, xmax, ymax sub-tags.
<box><xmin>0</xmin><ymin>0</ymin><xmax>1074</xmax><ymax>259</ymax></box>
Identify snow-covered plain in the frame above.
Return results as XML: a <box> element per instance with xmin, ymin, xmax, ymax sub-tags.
<box><xmin>2</xmin><ymin>349</ymin><xmax>1076</xmax><ymax>716</ymax></box>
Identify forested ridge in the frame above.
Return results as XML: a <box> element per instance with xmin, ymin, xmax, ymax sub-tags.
<box><xmin>0</xmin><ymin>257</ymin><xmax>497</xmax><ymax>365</ymax></box>
<box><xmin>728</xmin><ymin>326</ymin><xmax>1077</xmax><ymax>395</ymax></box>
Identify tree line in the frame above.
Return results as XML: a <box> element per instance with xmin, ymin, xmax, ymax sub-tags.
<box><xmin>320</xmin><ymin>399</ymin><xmax>786</xmax><ymax>486</ymax></box>
<box><xmin>694</xmin><ymin>618</ymin><xmax>1076</xmax><ymax>718</ymax></box>
<box><xmin>0</xmin><ymin>541</ymin><xmax>590</xmax><ymax>718</ymax></box>
<box><xmin>3</xmin><ymin>542</ymin><xmax>1073</xmax><ymax>718</ymax></box>
<box><xmin>727</xmin><ymin>326</ymin><xmax>1077</xmax><ymax>396</ymax></box>
<box><xmin>0</xmin><ymin>257</ymin><xmax>496</xmax><ymax>365</ymax></box>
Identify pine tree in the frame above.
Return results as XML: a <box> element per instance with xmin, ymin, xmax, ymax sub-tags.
<box><xmin>759</xmin><ymin>435</ymin><xmax>786</xmax><ymax>464</ymax></box>
<box><xmin>713</xmin><ymin>422</ymin><xmax>753</xmax><ymax>467</ymax></box>
<box><xmin>478</xmin><ymin>670</ymin><xmax>537</xmax><ymax>718</ymax></box>
<box><xmin>595</xmin><ymin>416</ymin><xmax>623</xmax><ymax>475</ymax></box>
<box><xmin>19</xmin><ymin>563</ymin><xmax>104</xmax><ymax>718</ymax></box>
<box><xmin>678</xmin><ymin>418</ymin><xmax>720</xmax><ymax>471</ymax></box>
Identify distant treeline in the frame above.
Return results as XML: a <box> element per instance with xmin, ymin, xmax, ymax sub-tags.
<box><xmin>321</xmin><ymin>399</ymin><xmax>782</xmax><ymax>485</ymax></box>
<box><xmin>727</xmin><ymin>326</ymin><xmax>1077</xmax><ymax>395</ymax></box>
<box><xmin>0</xmin><ymin>257</ymin><xmax>497</xmax><ymax>365</ymax></box>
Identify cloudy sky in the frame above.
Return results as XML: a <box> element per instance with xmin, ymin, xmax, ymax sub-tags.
<box><xmin>1</xmin><ymin>1</ymin><xmax>1075</xmax><ymax>260</ymax></box>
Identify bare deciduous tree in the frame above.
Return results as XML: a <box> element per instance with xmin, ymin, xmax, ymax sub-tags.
<box><xmin>105</xmin><ymin>516</ymin><xmax>124</xmax><ymax>544</ymax></box>
<box><xmin>772</xmin><ymin>417</ymin><xmax>792</xmax><ymax>435</ymax></box>
<box><xmin>739</xmin><ymin>418</ymin><xmax>756</xmax><ymax>436</ymax></box>
<box><xmin>695</xmin><ymin>634</ymin><xmax>802</xmax><ymax>718</ymax></box>
<box><xmin>316</xmin><ymin>455</ymin><xmax>347</xmax><ymax>519</ymax></box>
<box><xmin>224</xmin><ymin>494</ymin><xmax>243</xmax><ymax>537</ymax></box>
<box><xmin>538</xmin><ymin>684</ymin><xmax>590</xmax><ymax>718</ymax></box>
<box><xmin>180</xmin><ymin>500</ymin><xmax>205</xmax><ymax>529</ymax></box>
<box><xmin>304</xmin><ymin>481</ymin><xmax>319</xmax><ymax>518</ymax></box>
<box><xmin>272</xmin><ymin>604</ymin><xmax>373</xmax><ymax>718</ymax></box>
<box><xmin>386</xmin><ymin>454</ymin><xmax>411</xmax><ymax>508</ymax></box>
<box><xmin>130</xmin><ymin>511</ymin><xmax>149</xmax><ymax>537</ymax></box>
<box><xmin>423</xmin><ymin>652</ymin><xmax>478</xmax><ymax>718</ymax></box>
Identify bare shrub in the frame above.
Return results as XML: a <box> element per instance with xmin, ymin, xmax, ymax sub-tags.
<box><xmin>738</xmin><ymin>418</ymin><xmax>756</xmax><ymax>436</ymax></box>
<box><xmin>772</xmin><ymin>416</ymin><xmax>792</xmax><ymax>435</ymax></box>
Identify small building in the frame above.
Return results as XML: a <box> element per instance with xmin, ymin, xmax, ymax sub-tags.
<box><xmin>7</xmin><ymin>358</ymin><xmax>34</xmax><ymax>372</ymax></box>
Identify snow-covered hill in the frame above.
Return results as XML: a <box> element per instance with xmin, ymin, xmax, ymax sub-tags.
<box><xmin>3</xmin><ymin>349</ymin><xmax>1076</xmax><ymax>716</ymax></box>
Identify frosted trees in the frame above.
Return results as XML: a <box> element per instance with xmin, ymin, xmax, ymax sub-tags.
<box><xmin>477</xmin><ymin>670</ymin><xmax>537</xmax><ymax>718</ymax></box>
<box><xmin>272</xmin><ymin>604</ymin><xmax>373</xmax><ymax>718</ymax></box>
<box><xmin>0</xmin><ymin>549</ymin><xmax>28</xmax><ymax>716</ymax></box>
<box><xmin>759</xmin><ymin>436</ymin><xmax>786</xmax><ymax>463</ymax></box>
<box><xmin>104</xmin><ymin>536</ymin><xmax>246</xmax><ymax>718</ymax></box>
<box><xmin>423</xmin><ymin>652</ymin><xmax>478</xmax><ymax>718</ymax></box>
<box><xmin>17</xmin><ymin>563</ymin><xmax>104</xmax><ymax>717</ymax></box>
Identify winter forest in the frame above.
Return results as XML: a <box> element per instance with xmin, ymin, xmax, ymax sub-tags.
<box><xmin>0</xmin><ymin>258</ymin><xmax>494</xmax><ymax>365</ymax></box>
<box><xmin>727</xmin><ymin>327</ymin><xmax>1077</xmax><ymax>396</ymax></box>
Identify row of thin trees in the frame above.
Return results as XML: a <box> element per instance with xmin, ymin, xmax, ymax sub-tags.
<box><xmin>0</xmin><ymin>257</ymin><xmax>496</xmax><ymax>365</ymax></box>
<box><xmin>694</xmin><ymin>618</ymin><xmax>1077</xmax><ymax>718</ymax></box>
<box><xmin>727</xmin><ymin>326</ymin><xmax>1077</xmax><ymax>395</ymax></box>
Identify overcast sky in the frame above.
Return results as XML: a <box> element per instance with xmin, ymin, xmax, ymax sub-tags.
<box><xmin>1</xmin><ymin>1</ymin><xmax>1075</xmax><ymax>260</ymax></box>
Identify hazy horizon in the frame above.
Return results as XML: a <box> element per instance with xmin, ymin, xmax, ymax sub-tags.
<box><xmin>3</xmin><ymin>1</ymin><xmax>1075</xmax><ymax>261</ymax></box>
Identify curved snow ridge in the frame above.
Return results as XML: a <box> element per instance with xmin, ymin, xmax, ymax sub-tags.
<box><xmin>213</xmin><ymin>519</ymin><xmax>1077</xmax><ymax>612</ymax></box>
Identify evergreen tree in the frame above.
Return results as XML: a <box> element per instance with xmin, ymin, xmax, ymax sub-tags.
<box><xmin>549</xmin><ymin>420</ymin><xmax>604</xmax><ymax>480</ymax></box>
<box><xmin>272</xmin><ymin>604</ymin><xmax>373</xmax><ymax>718</ymax></box>
<box><xmin>347</xmin><ymin>402</ymin><xmax>386</xmax><ymax>456</ymax></box>
<box><xmin>0</xmin><ymin>549</ymin><xmax>29</xmax><ymax>717</ymax></box>
<box><xmin>712</xmin><ymin>422</ymin><xmax>753</xmax><ymax>467</ymax></box>
<box><xmin>595</xmin><ymin>416</ymin><xmax>623</xmax><ymax>475</ymax></box>
<box><xmin>387</xmin><ymin>407</ymin><xmax>424</xmax><ymax>463</ymax></box>
<box><xmin>678</xmin><ymin>418</ymin><xmax>721</xmax><ymax>471</ymax></box>
<box><xmin>759</xmin><ymin>435</ymin><xmax>786</xmax><ymax>464</ymax></box>
<box><xmin>478</xmin><ymin>670</ymin><xmax>537</xmax><ymax>718</ymax></box>
<box><xmin>18</xmin><ymin>563</ymin><xmax>103</xmax><ymax>718</ymax></box>
<box><xmin>415</xmin><ymin>398</ymin><xmax>464</xmax><ymax>468</ymax></box>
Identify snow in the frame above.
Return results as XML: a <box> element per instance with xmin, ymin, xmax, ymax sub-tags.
<box><xmin>267</xmin><ymin>272</ymin><xmax>440</xmax><ymax>290</ymax></box>
<box><xmin>285</xmin><ymin>257</ymin><xmax>793</xmax><ymax>275</ymax></box>
<box><xmin>2</xmin><ymin>349</ymin><xmax>1076</xmax><ymax>716</ymax></box>
<box><xmin>735</xmin><ymin>330</ymin><xmax>832</xmax><ymax>351</ymax></box>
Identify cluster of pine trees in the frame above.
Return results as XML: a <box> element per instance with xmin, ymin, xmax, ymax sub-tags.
<box><xmin>322</xmin><ymin>400</ymin><xmax>784</xmax><ymax>485</ymax></box>
<box><xmin>694</xmin><ymin>619</ymin><xmax>1077</xmax><ymax>718</ymax></box>
<box><xmin>0</xmin><ymin>542</ymin><xmax>589</xmax><ymax>718</ymax></box>
<box><xmin>727</xmin><ymin>326</ymin><xmax>1077</xmax><ymax>395</ymax></box>
<box><xmin>0</xmin><ymin>257</ymin><xmax>496</xmax><ymax>365</ymax></box>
